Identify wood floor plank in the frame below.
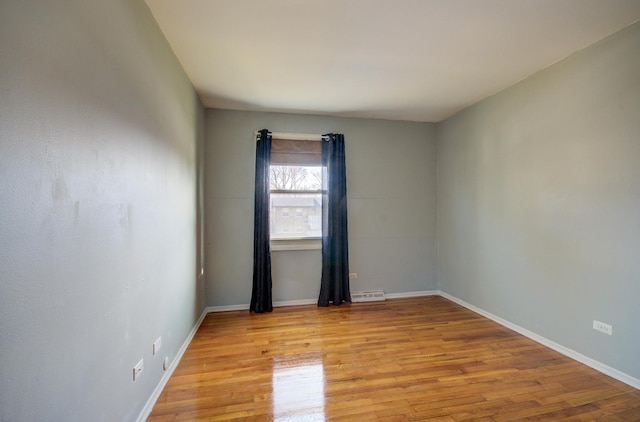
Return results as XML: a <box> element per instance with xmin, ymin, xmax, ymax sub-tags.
<box><xmin>148</xmin><ymin>297</ymin><xmax>640</xmax><ymax>421</ymax></box>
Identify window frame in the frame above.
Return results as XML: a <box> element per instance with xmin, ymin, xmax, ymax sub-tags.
<box><xmin>264</xmin><ymin>132</ymin><xmax>325</xmax><ymax>251</ymax></box>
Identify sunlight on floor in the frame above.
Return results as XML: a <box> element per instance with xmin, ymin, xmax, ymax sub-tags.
<box><xmin>272</xmin><ymin>357</ymin><xmax>325</xmax><ymax>421</ymax></box>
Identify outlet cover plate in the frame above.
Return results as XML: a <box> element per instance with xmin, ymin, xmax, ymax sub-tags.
<box><xmin>133</xmin><ymin>358</ymin><xmax>144</xmax><ymax>381</ymax></box>
<box><xmin>153</xmin><ymin>337</ymin><xmax>162</xmax><ymax>356</ymax></box>
<box><xmin>593</xmin><ymin>320</ymin><xmax>613</xmax><ymax>335</ymax></box>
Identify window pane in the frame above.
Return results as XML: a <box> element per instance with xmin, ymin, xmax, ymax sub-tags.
<box><xmin>270</xmin><ymin>165</ymin><xmax>322</xmax><ymax>190</ymax></box>
<box><xmin>270</xmin><ymin>192</ymin><xmax>322</xmax><ymax>239</ymax></box>
<box><xmin>269</xmin><ymin>165</ymin><xmax>322</xmax><ymax>240</ymax></box>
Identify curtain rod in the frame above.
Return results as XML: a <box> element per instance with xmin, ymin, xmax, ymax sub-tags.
<box><xmin>255</xmin><ymin>131</ymin><xmax>329</xmax><ymax>142</ymax></box>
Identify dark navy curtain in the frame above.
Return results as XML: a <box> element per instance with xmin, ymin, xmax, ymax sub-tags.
<box><xmin>250</xmin><ymin>129</ymin><xmax>273</xmax><ymax>313</ymax></box>
<box><xmin>318</xmin><ymin>134</ymin><xmax>351</xmax><ymax>307</ymax></box>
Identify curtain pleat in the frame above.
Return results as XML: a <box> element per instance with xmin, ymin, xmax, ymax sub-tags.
<box><xmin>250</xmin><ymin>129</ymin><xmax>273</xmax><ymax>313</ymax></box>
<box><xmin>318</xmin><ymin>134</ymin><xmax>351</xmax><ymax>307</ymax></box>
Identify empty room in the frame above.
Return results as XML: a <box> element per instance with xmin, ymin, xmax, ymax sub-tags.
<box><xmin>1</xmin><ymin>1</ymin><xmax>639</xmax><ymax>421</ymax></box>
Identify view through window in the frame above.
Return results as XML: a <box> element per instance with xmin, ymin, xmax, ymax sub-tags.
<box><xmin>270</xmin><ymin>165</ymin><xmax>322</xmax><ymax>239</ymax></box>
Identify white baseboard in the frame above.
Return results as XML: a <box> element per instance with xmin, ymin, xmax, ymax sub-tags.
<box><xmin>386</xmin><ymin>290</ymin><xmax>439</xmax><ymax>299</ymax></box>
<box><xmin>207</xmin><ymin>293</ymin><xmax>439</xmax><ymax>312</ymax></box>
<box><xmin>136</xmin><ymin>308</ymin><xmax>208</xmax><ymax>422</ymax></box>
<box><xmin>438</xmin><ymin>291</ymin><xmax>640</xmax><ymax>390</ymax></box>
<box><xmin>207</xmin><ymin>298</ymin><xmax>318</xmax><ymax>313</ymax></box>
<box><xmin>206</xmin><ymin>303</ymin><xmax>249</xmax><ymax>313</ymax></box>
<box><xmin>274</xmin><ymin>298</ymin><xmax>317</xmax><ymax>307</ymax></box>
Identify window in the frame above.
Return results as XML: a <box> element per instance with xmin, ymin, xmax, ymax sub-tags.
<box><xmin>270</xmin><ymin>165</ymin><xmax>322</xmax><ymax>239</ymax></box>
<box><xmin>269</xmin><ymin>136</ymin><xmax>323</xmax><ymax>245</ymax></box>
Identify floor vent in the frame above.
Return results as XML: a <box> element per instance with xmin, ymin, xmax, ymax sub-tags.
<box><xmin>351</xmin><ymin>290</ymin><xmax>386</xmax><ymax>303</ymax></box>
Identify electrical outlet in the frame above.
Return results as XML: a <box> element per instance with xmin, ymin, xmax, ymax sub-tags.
<box><xmin>593</xmin><ymin>320</ymin><xmax>613</xmax><ymax>336</ymax></box>
<box><xmin>133</xmin><ymin>359</ymin><xmax>144</xmax><ymax>381</ymax></box>
<box><xmin>153</xmin><ymin>337</ymin><xmax>162</xmax><ymax>356</ymax></box>
<box><xmin>349</xmin><ymin>272</ymin><xmax>358</xmax><ymax>280</ymax></box>
<box><xmin>163</xmin><ymin>356</ymin><xmax>169</xmax><ymax>371</ymax></box>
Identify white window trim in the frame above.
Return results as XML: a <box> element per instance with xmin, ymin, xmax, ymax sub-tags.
<box><xmin>271</xmin><ymin>237</ymin><xmax>321</xmax><ymax>251</ymax></box>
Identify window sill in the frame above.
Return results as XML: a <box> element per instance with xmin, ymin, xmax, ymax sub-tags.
<box><xmin>271</xmin><ymin>238</ymin><xmax>321</xmax><ymax>251</ymax></box>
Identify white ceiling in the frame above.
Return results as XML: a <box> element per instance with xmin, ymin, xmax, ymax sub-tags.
<box><xmin>145</xmin><ymin>0</ymin><xmax>640</xmax><ymax>122</ymax></box>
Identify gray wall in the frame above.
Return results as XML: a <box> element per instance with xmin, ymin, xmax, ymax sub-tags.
<box><xmin>0</xmin><ymin>1</ymin><xmax>205</xmax><ymax>421</ymax></box>
<box><xmin>205</xmin><ymin>110</ymin><xmax>437</xmax><ymax>306</ymax></box>
<box><xmin>2</xmin><ymin>1</ymin><xmax>637</xmax><ymax>419</ymax></box>
<box><xmin>437</xmin><ymin>22</ymin><xmax>640</xmax><ymax>379</ymax></box>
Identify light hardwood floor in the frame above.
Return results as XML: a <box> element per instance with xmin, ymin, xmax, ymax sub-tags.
<box><xmin>148</xmin><ymin>296</ymin><xmax>640</xmax><ymax>421</ymax></box>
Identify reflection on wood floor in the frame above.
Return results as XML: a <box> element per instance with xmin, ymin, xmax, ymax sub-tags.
<box><xmin>148</xmin><ymin>296</ymin><xmax>640</xmax><ymax>421</ymax></box>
